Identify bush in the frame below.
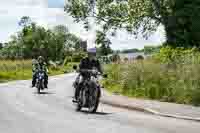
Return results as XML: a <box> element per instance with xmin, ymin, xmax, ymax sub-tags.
<box><xmin>136</xmin><ymin>55</ymin><xmax>144</xmax><ymax>60</ymax></box>
<box><xmin>111</xmin><ymin>54</ymin><xmax>120</xmax><ymax>62</ymax></box>
<box><xmin>154</xmin><ymin>46</ymin><xmax>200</xmax><ymax>64</ymax></box>
<box><xmin>72</xmin><ymin>51</ymin><xmax>86</xmax><ymax>62</ymax></box>
<box><xmin>124</xmin><ymin>57</ymin><xmax>129</xmax><ymax>62</ymax></box>
<box><xmin>63</xmin><ymin>56</ymin><xmax>72</xmax><ymax>66</ymax></box>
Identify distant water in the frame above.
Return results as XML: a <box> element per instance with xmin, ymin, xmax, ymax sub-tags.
<box><xmin>119</xmin><ymin>52</ymin><xmax>145</xmax><ymax>59</ymax></box>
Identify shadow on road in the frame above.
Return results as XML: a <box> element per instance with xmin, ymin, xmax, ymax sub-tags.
<box><xmin>80</xmin><ymin>110</ymin><xmax>112</xmax><ymax>115</ymax></box>
<box><xmin>34</xmin><ymin>91</ymin><xmax>54</xmax><ymax>95</ymax></box>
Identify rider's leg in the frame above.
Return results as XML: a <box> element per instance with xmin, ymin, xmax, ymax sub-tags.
<box><xmin>44</xmin><ymin>73</ymin><xmax>48</xmax><ymax>88</ymax></box>
<box><xmin>75</xmin><ymin>85</ymin><xmax>80</xmax><ymax>100</ymax></box>
<box><xmin>32</xmin><ymin>73</ymin><xmax>37</xmax><ymax>87</ymax></box>
<box><xmin>73</xmin><ymin>75</ymin><xmax>80</xmax><ymax>98</ymax></box>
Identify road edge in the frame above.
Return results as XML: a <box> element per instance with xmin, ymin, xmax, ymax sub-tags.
<box><xmin>101</xmin><ymin>90</ymin><xmax>200</xmax><ymax>122</ymax></box>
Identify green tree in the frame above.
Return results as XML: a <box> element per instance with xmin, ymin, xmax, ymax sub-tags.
<box><xmin>52</xmin><ymin>25</ymin><xmax>70</xmax><ymax>61</ymax></box>
<box><xmin>1</xmin><ymin>16</ymin><xmax>83</xmax><ymax>61</ymax></box>
<box><xmin>65</xmin><ymin>0</ymin><xmax>200</xmax><ymax>48</ymax></box>
<box><xmin>121</xmin><ymin>48</ymin><xmax>140</xmax><ymax>53</ymax></box>
<box><xmin>53</xmin><ymin>25</ymin><xmax>69</xmax><ymax>34</ymax></box>
<box><xmin>95</xmin><ymin>30</ymin><xmax>112</xmax><ymax>56</ymax></box>
<box><xmin>144</xmin><ymin>45</ymin><xmax>161</xmax><ymax>55</ymax></box>
<box><xmin>18</xmin><ymin>16</ymin><xmax>32</xmax><ymax>27</ymax></box>
<box><xmin>0</xmin><ymin>43</ymin><xmax>3</xmax><ymax>49</ymax></box>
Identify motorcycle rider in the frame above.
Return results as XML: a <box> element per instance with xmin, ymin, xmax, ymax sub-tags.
<box><xmin>32</xmin><ymin>56</ymin><xmax>48</xmax><ymax>88</ymax></box>
<box><xmin>73</xmin><ymin>47</ymin><xmax>103</xmax><ymax>102</ymax></box>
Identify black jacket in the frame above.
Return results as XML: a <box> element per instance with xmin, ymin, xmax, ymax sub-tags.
<box><xmin>79</xmin><ymin>57</ymin><xmax>102</xmax><ymax>74</ymax></box>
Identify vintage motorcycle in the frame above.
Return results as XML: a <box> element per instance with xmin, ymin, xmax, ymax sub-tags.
<box><xmin>73</xmin><ymin>65</ymin><xmax>107</xmax><ymax>113</ymax></box>
<box><xmin>36</xmin><ymin>70</ymin><xmax>46</xmax><ymax>94</ymax></box>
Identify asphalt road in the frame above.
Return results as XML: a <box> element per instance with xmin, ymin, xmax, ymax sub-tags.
<box><xmin>0</xmin><ymin>73</ymin><xmax>200</xmax><ymax>133</ymax></box>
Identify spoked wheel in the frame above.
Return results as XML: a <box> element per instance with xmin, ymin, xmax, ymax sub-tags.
<box><xmin>88</xmin><ymin>88</ymin><xmax>100</xmax><ymax>113</ymax></box>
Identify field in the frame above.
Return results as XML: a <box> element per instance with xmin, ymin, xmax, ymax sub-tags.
<box><xmin>0</xmin><ymin>59</ymin><xmax>78</xmax><ymax>82</ymax></box>
<box><xmin>102</xmin><ymin>59</ymin><xmax>200</xmax><ymax>106</ymax></box>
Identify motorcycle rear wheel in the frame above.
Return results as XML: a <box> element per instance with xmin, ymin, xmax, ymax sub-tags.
<box><xmin>37</xmin><ymin>82</ymin><xmax>43</xmax><ymax>94</ymax></box>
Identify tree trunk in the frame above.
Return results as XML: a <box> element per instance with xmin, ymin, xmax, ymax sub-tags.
<box><xmin>163</xmin><ymin>16</ymin><xmax>177</xmax><ymax>47</ymax></box>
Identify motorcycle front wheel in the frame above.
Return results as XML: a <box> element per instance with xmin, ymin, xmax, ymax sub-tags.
<box><xmin>37</xmin><ymin>81</ymin><xmax>42</xmax><ymax>94</ymax></box>
<box><xmin>37</xmin><ymin>87</ymin><xmax>40</xmax><ymax>94</ymax></box>
<box><xmin>88</xmin><ymin>87</ymin><xmax>100</xmax><ymax>113</ymax></box>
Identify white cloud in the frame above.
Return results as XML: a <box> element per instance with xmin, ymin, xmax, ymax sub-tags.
<box><xmin>0</xmin><ymin>0</ymin><xmax>165</xmax><ymax>50</ymax></box>
<box><xmin>0</xmin><ymin>0</ymin><xmax>47</xmax><ymax>8</ymax></box>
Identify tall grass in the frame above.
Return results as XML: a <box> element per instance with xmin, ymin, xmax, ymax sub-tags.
<box><xmin>0</xmin><ymin>60</ymin><xmax>32</xmax><ymax>81</ymax></box>
<box><xmin>0</xmin><ymin>59</ymin><xmax>77</xmax><ymax>82</ymax></box>
<box><xmin>103</xmin><ymin>58</ymin><xmax>200</xmax><ymax>106</ymax></box>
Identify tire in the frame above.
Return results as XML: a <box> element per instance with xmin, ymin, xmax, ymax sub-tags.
<box><xmin>88</xmin><ymin>87</ymin><xmax>100</xmax><ymax>113</ymax></box>
<box><xmin>90</xmin><ymin>98</ymin><xmax>99</xmax><ymax>113</ymax></box>
<box><xmin>37</xmin><ymin>81</ymin><xmax>42</xmax><ymax>94</ymax></box>
<box><xmin>37</xmin><ymin>86</ymin><xmax>41</xmax><ymax>94</ymax></box>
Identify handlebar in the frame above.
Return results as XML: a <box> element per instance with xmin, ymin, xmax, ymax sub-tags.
<box><xmin>36</xmin><ymin>69</ymin><xmax>46</xmax><ymax>73</ymax></box>
<box><xmin>78</xmin><ymin>69</ymin><xmax>101</xmax><ymax>75</ymax></box>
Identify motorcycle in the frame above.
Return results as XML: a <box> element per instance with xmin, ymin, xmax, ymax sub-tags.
<box><xmin>73</xmin><ymin>65</ymin><xmax>107</xmax><ymax>113</ymax></box>
<box><xmin>36</xmin><ymin>70</ymin><xmax>45</xmax><ymax>94</ymax></box>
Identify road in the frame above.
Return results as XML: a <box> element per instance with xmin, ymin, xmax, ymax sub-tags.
<box><xmin>0</xmin><ymin>73</ymin><xmax>200</xmax><ymax>133</ymax></box>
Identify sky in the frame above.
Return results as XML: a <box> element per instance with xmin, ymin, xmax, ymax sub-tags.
<box><xmin>0</xmin><ymin>0</ymin><xmax>165</xmax><ymax>50</ymax></box>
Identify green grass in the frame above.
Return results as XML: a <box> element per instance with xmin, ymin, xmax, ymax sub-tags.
<box><xmin>102</xmin><ymin>60</ymin><xmax>200</xmax><ymax>106</ymax></box>
<box><xmin>0</xmin><ymin>60</ymin><xmax>78</xmax><ymax>82</ymax></box>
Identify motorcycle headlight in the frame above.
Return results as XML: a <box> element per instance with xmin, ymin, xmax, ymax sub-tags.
<box><xmin>38</xmin><ymin>73</ymin><xmax>44</xmax><ymax>78</ymax></box>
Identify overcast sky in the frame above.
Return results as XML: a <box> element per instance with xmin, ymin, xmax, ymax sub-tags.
<box><xmin>0</xmin><ymin>0</ymin><xmax>165</xmax><ymax>50</ymax></box>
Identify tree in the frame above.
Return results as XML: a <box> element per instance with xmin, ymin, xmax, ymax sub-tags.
<box><xmin>65</xmin><ymin>33</ymin><xmax>83</xmax><ymax>51</ymax></box>
<box><xmin>53</xmin><ymin>25</ymin><xmax>69</xmax><ymax>35</ymax></box>
<box><xmin>52</xmin><ymin>25</ymin><xmax>70</xmax><ymax>61</ymax></box>
<box><xmin>1</xmin><ymin>16</ymin><xmax>83</xmax><ymax>61</ymax></box>
<box><xmin>144</xmin><ymin>45</ymin><xmax>161</xmax><ymax>55</ymax></box>
<box><xmin>0</xmin><ymin>43</ymin><xmax>3</xmax><ymax>49</ymax></box>
<box><xmin>65</xmin><ymin>0</ymin><xmax>200</xmax><ymax>48</ymax></box>
<box><xmin>121</xmin><ymin>48</ymin><xmax>140</xmax><ymax>53</ymax></box>
<box><xmin>19</xmin><ymin>16</ymin><xmax>32</xmax><ymax>27</ymax></box>
<box><xmin>95</xmin><ymin>30</ymin><xmax>112</xmax><ymax>56</ymax></box>
<box><xmin>19</xmin><ymin>16</ymin><xmax>32</xmax><ymax>37</ymax></box>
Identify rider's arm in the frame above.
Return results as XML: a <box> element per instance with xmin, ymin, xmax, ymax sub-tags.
<box><xmin>44</xmin><ymin>63</ymin><xmax>49</xmax><ymax>73</ymax></box>
<box><xmin>46</xmin><ymin>67</ymin><xmax>49</xmax><ymax>73</ymax></box>
<box><xmin>33</xmin><ymin>64</ymin><xmax>39</xmax><ymax>72</ymax></box>
<box><xmin>79</xmin><ymin>58</ymin><xmax>85</xmax><ymax>70</ymax></box>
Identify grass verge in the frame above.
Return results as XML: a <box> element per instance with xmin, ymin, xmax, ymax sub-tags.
<box><xmin>0</xmin><ymin>60</ymin><xmax>78</xmax><ymax>82</ymax></box>
<box><xmin>102</xmin><ymin>60</ymin><xmax>200</xmax><ymax>106</ymax></box>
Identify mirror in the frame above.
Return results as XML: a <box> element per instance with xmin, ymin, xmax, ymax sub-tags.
<box><xmin>103</xmin><ymin>74</ymin><xmax>108</xmax><ymax>78</ymax></box>
<box><xmin>73</xmin><ymin>65</ymin><xmax>77</xmax><ymax>70</ymax></box>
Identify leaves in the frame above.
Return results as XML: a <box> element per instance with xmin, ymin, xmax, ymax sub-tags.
<box><xmin>0</xmin><ymin>16</ymin><xmax>84</xmax><ymax>61</ymax></box>
<box><xmin>65</xmin><ymin>0</ymin><xmax>160</xmax><ymax>38</ymax></box>
<box><xmin>65</xmin><ymin>0</ymin><xmax>200</xmax><ymax>48</ymax></box>
<box><xmin>95</xmin><ymin>30</ymin><xmax>113</xmax><ymax>56</ymax></box>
